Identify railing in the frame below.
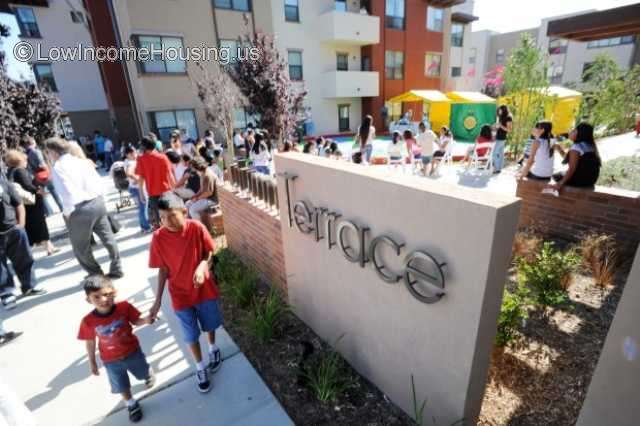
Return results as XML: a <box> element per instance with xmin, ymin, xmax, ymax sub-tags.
<box><xmin>228</xmin><ymin>162</ymin><xmax>279</xmax><ymax>212</ymax></box>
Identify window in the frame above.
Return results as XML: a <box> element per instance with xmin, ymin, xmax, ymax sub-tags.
<box><xmin>385</xmin><ymin>50</ymin><xmax>404</xmax><ymax>80</ymax></box>
<box><xmin>468</xmin><ymin>48</ymin><xmax>477</xmax><ymax>64</ymax></box>
<box><xmin>451</xmin><ymin>23</ymin><xmax>464</xmax><ymax>47</ymax></box>
<box><xmin>451</xmin><ymin>67</ymin><xmax>461</xmax><ymax>77</ymax></box>
<box><xmin>151</xmin><ymin>110</ymin><xmax>197</xmax><ymax>142</ymax></box>
<box><xmin>214</xmin><ymin>0</ymin><xmax>251</xmax><ymax>12</ymax></box>
<box><xmin>425</xmin><ymin>53</ymin><xmax>441</xmax><ymax>77</ymax></box>
<box><xmin>587</xmin><ymin>36</ymin><xmax>635</xmax><ymax>48</ymax></box>
<box><xmin>548</xmin><ymin>37</ymin><xmax>568</xmax><ymax>55</ymax></box>
<box><xmin>33</xmin><ymin>64</ymin><xmax>57</xmax><ymax>92</ymax></box>
<box><xmin>288</xmin><ymin>50</ymin><xmax>303</xmax><ymax>81</ymax></box>
<box><xmin>233</xmin><ymin>108</ymin><xmax>260</xmax><ymax>130</ymax></box>
<box><xmin>335</xmin><ymin>0</ymin><xmax>347</xmax><ymax>12</ymax></box>
<box><xmin>70</xmin><ymin>11</ymin><xmax>84</xmax><ymax>24</ymax></box>
<box><xmin>285</xmin><ymin>0</ymin><xmax>299</xmax><ymax>22</ymax></box>
<box><xmin>337</xmin><ymin>53</ymin><xmax>349</xmax><ymax>71</ymax></box>
<box><xmin>220</xmin><ymin>39</ymin><xmax>241</xmax><ymax>63</ymax></box>
<box><xmin>134</xmin><ymin>35</ymin><xmax>186</xmax><ymax>74</ymax></box>
<box><xmin>385</xmin><ymin>0</ymin><xmax>405</xmax><ymax>30</ymax></box>
<box><xmin>15</xmin><ymin>7</ymin><xmax>40</xmax><ymax>38</ymax></box>
<box><xmin>361</xmin><ymin>56</ymin><xmax>371</xmax><ymax>71</ymax></box>
<box><xmin>338</xmin><ymin>105</ymin><xmax>350</xmax><ymax>132</ymax></box>
<box><xmin>496</xmin><ymin>49</ymin><xmax>505</xmax><ymax>64</ymax></box>
<box><xmin>426</xmin><ymin>6</ymin><xmax>443</xmax><ymax>32</ymax></box>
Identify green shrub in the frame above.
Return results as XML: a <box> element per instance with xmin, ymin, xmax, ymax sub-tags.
<box><xmin>517</xmin><ymin>242</ymin><xmax>580</xmax><ymax>306</ymax></box>
<box><xmin>215</xmin><ymin>248</ymin><xmax>243</xmax><ymax>286</ymax></box>
<box><xmin>302</xmin><ymin>346</ymin><xmax>350</xmax><ymax>403</ymax></box>
<box><xmin>246</xmin><ymin>288</ymin><xmax>289</xmax><ymax>343</ymax></box>
<box><xmin>496</xmin><ymin>284</ymin><xmax>530</xmax><ymax>347</ymax></box>
<box><xmin>411</xmin><ymin>374</ymin><xmax>427</xmax><ymax>426</ymax></box>
<box><xmin>597</xmin><ymin>156</ymin><xmax>640</xmax><ymax>192</ymax></box>
<box><xmin>215</xmin><ymin>249</ymin><xmax>258</xmax><ymax>308</ymax></box>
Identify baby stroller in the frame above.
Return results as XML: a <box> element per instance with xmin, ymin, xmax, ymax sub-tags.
<box><xmin>110</xmin><ymin>161</ymin><xmax>132</xmax><ymax>213</ymax></box>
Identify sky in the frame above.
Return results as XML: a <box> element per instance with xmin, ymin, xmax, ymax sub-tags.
<box><xmin>0</xmin><ymin>13</ymin><xmax>33</xmax><ymax>81</ymax></box>
<box><xmin>472</xmin><ymin>0</ymin><xmax>639</xmax><ymax>33</ymax></box>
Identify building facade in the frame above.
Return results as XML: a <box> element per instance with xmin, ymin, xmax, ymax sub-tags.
<box><xmin>7</xmin><ymin>0</ymin><xmax>112</xmax><ymax>140</ymax></box>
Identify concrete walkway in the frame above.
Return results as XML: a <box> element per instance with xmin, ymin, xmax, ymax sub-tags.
<box><xmin>0</xmin><ymin>178</ymin><xmax>292</xmax><ymax>426</ymax></box>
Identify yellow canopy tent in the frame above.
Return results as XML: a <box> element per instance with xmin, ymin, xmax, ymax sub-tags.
<box><xmin>387</xmin><ymin>90</ymin><xmax>451</xmax><ymax>131</ymax></box>
<box><xmin>499</xmin><ymin>86</ymin><xmax>582</xmax><ymax>135</ymax></box>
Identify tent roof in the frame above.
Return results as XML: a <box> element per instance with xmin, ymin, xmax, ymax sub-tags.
<box><xmin>446</xmin><ymin>91</ymin><xmax>497</xmax><ymax>103</ymax></box>
<box><xmin>388</xmin><ymin>90</ymin><xmax>451</xmax><ymax>104</ymax></box>
<box><xmin>539</xmin><ymin>86</ymin><xmax>582</xmax><ymax>99</ymax></box>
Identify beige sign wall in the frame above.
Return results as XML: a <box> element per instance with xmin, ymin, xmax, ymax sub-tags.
<box><xmin>274</xmin><ymin>153</ymin><xmax>520</xmax><ymax>425</ymax></box>
<box><xmin>577</xmin><ymin>248</ymin><xmax>640</xmax><ymax>426</ymax></box>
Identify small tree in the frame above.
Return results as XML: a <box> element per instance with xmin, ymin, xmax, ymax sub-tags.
<box><xmin>482</xmin><ymin>65</ymin><xmax>505</xmax><ymax>98</ymax></box>
<box><xmin>192</xmin><ymin>60</ymin><xmax>246</xmax><ymax>158</ymax></box>
<box><xmin>502</xmin><ymin>33</ymin><xmax>550</xmax><ymax>158</ymax></box>
<box><xmin>582</xmin><ymin>54</ymin><xmax>640</xmax><ymax>132</ymax></box>
<box><xmin>230</xmin><ymin>31</ymin><xmax>306</xmax><ymax>146</ymax></box>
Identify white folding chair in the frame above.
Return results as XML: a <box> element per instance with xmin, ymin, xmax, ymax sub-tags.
<box><xmin>443</xmin><ymin>139</ymin><xmax>455</xmax><ymax>167</ymax></box>
<box><xmin>468</xmin><ymin>142</ymin><xmax>494</xmax><ymax>174</ymax></box>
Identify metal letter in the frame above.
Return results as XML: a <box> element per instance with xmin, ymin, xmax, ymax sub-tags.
<box><xmin>368</xmin><ymin>236</ymin><xmax>405</xmax><ymax>283</ymax></box>
<box><xmin>313</xmin><ymin>207</ymin><xmax>327</xmax><ymax>242</ymax></box>
<box><xmin>324</xmin><ymin>212</ymin><xmax>342</xmax><ymax>249</ymax></box>
<box><xmin>337</xmin><ymin>221</ymin><xmax>369</xmax><ymax>267</ymax></box>
<box><xmin>277</xmin><ymin>172</ymin><xmax>297</xmax><ymax>227</ymax></box>
<box><xmin>403</xmin><ymin>251</ymin><xmax>447</xmax><ymax>304</ymax></box>
<box><xmin>293</xmin><ymin>201</ymin><xmax>314</xmax><ymax>234</ymax></box>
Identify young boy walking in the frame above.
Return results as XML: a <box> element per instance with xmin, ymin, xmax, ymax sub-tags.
<box><xmin>77</xmin><ymin>276</ymin><xmax>155</xmax><ymax>423</ymax></box>
<box><xmin>148</xmin><ymin>192</ymin><xmax>222</xmax><ymax>393</ymax></box>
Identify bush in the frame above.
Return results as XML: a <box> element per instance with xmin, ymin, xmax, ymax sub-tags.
<box><xmin>512</xmin><ymin>230</ymin><xmax>543</xmax><ymax>264</ymax></box>
<box><xmin>496</xmin><ymin>283</ymin><xmax>530</xmax><ymax>347</ymax></box>
<box><xmin>579</xmin><ymin>234</ymin><xmax>618</xmax><ymax>287</ymax></box>
<box><xmin>246</xmin><ymin>288</ymin><xmax>289</xmax><ymax>343</ymax></box>
<box><xmin>597</xmin><ymin>156</ymin><xmax>640</xmax><ymax>192</ymax></box>
<box><xmin>302</xmin><ymin>342</ymin><xmax>350</xmax><ymax>403</ymax></box>
<box><xmin>517</xmin><ymin>242</ymin><xmax>580</xmax><ymax>306</ymax></box>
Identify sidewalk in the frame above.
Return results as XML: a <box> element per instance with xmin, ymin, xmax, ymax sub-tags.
<box><xmin>0</xmin><ymin>177</ymin><xmax>292</xmax><ymax>426</ymax></box>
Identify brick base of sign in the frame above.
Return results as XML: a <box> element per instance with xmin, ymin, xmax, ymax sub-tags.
<box><xmin>516</xmin><ymin>179</ymin><xmax>640</xmax><ymax>253</ymax></box>
<box><xmin>218</xmin><ymin>185</ymin><xmax>288</xmax><ymax>297</ymax></box>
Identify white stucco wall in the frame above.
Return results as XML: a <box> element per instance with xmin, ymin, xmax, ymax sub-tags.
<box><xmin>11</xmin><ymin>0</ymin><xmax>108</xmax><ymax>113</ymax></box>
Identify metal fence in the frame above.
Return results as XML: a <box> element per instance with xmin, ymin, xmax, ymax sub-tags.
<box><xmin>228</xmin><ymin>163</ymin><xmax>279</xmax><ymax>212</ymax></box>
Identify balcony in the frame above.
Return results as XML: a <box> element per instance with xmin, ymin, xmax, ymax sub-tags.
<box><xmin>318</xmin><ymin>11</ymin><xmax>380</xmax><ymax>46</ymax></box>
<box><xmin>322</xmin><ymin>71</ymin><xmax>379</xmax><ymax>98</ymax></box>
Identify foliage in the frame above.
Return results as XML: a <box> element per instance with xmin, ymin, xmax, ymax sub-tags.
<box><xmin>193</xmin><ymin>60</ymin><xmax>246</xmax><ymax>157</ymax></box>
<box><xmin>482</xmin><ymin>66</ymin><xmax>505</xmax><ymax>98</ymax></box>
<box><xmin>246</xmin><ymin>288</ymin><xmax>289</xmax><ymax>343</ymax></box>
<box><xmin>597</xmin><ymin>155</ymin><xmax>640</xmax><ymax>192</ymax></box>
<box><xmin>496</xmin><ymin>283</ymin><xmax>530</xmax><ymax>347</ymax></box>
<box><xmin>579</xmin><ymin>234</ymin><xmax>617</xmax><ymax>288</ymax></box>
<box><xmin>517</xmin><ymin>242</ymin><xmax>580</xmax><ymax>306</ymax></box>
<box><xmin>581</xmin><ymin>55</ymin><xmax>640</xmax><ymax>132</ymax></box>
<box><xmin>301</xmin><ymin>345</ymin><xmax>350</xmax><ymax>403</ymax></box>
<box><xmin>512</xmin><ymin>229</ymin><xmax>543</xmax><ymax>264</ymax></box>
<box><xmin>214</xmin><ymin>249</ymin><xmax>257</xmax><ymax>308</ymax></box>
<box><xmin>502</xmin><ymin>33</ymin><xmax>550</xmax><ymax>158</ymax></box>
<box><xmin>230</xmin><ymin>30</ymin><xmax>306</xmax><ymax>145</ymax></box>
<box><xmin>411</xmin><ymin>374</ymin><xmax>427</xmax><ymax>426</ymax></box>
<box><xmin>0</xmin><ymin>25</ymin><xmax>61</xmax><ymax>158</ymax></box>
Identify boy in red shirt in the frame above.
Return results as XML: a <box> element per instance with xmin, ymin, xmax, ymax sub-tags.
<box><xmin>148</xmin><ymin>192</ymin><xmax>222</xmax><ymax>393</ymax></box>
<box><xmin>135</xmin><ymin>137</ymin><xmax>176</xmax><ymax>229</ymax></box>
<box><xmin>77</xmin><ymin>276</ymin><xmax>155</xmax><ymax>423</ymax></box>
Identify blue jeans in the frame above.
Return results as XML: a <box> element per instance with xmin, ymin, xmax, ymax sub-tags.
<box><xmin>128</xmin><ymin>187</ymin><xmax>150</xmax><ymax>231</ymax></box>
<box><xmin>254</xmin><ymin>165</ymin><xmax>270</xmax><ymax>175</ymax></box>
<box><xmin>0</xmin><ymin>227</ymin><xmax>36</xmax><ymax>295</ymax></box>
<box><xmin>364</xmin><ymin>144</ymin><xmax>373</xmax><ymax>163</ymax></box>
<box><xmin>493</xmin><ymin>139</ymin><xmax>506</xmax><ymax>172</ymax></box>
<box><xmin>175</xmin><ymin>299</ymin><xmax>223</xmax><ymax>344</ymax></box>
<box><xmin>104</xmin><ymin>349</ymin><xmax>151</xmax><ymax>394</ymax></box>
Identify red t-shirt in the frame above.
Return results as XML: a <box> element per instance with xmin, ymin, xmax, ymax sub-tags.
<box><xmin>135</xmin><ymin>151</ymin><xmax>174</xmax><ymax>197</ymax></box>
<box><xmin>149</xmin><ymin>220</ymin><xmax>219</xmax><ymax>311</ymax></box>
<box><xmin>475</xmin><ymin>136</ymin><xmax>494</xmax><ymax>156</ymax></box>
<box><xmin>77</xmin><ymin>301</ymin><xmax>141</xmax><ymax>363</ymax></box>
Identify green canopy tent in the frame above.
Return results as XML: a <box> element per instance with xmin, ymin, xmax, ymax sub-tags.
<box><xmin>446</xmin><ymin>92</ymin><xmax>497</xmax><ymax>142</ymax></box>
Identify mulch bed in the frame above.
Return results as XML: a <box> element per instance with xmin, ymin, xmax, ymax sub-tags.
<box><xmin>219</xmin><ymin>283</ymin><xmax>414</xmax><ymax>426</ymax></box>
<box><xmin>477</xmin><ymin>262</ymin><xmax>630</xmax><ymax>425</ymax></box>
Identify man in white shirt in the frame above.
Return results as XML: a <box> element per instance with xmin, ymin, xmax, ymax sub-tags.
<box><xmin>45</xmin><ymin>137</ymin><xmax>123</xmax><ymax>279</ymax></box>
<box><xmin>416</xmin><ymin>122</ymin><xmax>437</xmax><ymax>176</ymax></box>
<box><xmin>103</xmin><ymin>137</ymin><xmax>114</xmax><ymax>171</ymax></box>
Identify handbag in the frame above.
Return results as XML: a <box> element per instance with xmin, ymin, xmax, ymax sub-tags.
<box><xmin>107</xmin><ymin>213</ymin><xmax>122</xmax><ymax>234</ymax></box>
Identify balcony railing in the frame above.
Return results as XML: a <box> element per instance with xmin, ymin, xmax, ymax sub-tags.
<box><xmin>228</xmin><ymin>163</ymin><xmax>279</xmax><ymax>212</ymax></box>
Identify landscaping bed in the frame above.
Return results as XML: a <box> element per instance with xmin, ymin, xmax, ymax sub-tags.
<box><xmin>214</xmin><ymin>247</ymin><xmax>413</xmax><ymax>426</ymax></box>
<box><xmin>477</xmin><ymin>234</ymin><xmax>632</xmax><ymax>425</ymax></box>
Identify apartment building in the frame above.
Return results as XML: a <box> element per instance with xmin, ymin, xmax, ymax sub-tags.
<box><xmin>441</xmin><ymin>0</ymin><xmax>477</xmax><ymax>92</ymax></box>
<box><xmin>467</xmin><ymin>8</ymin><xmax>637</xmax><ymax>93</ymax></box>
<box><xmin>5</xmin><ymin>0</ymin><xmax>112</xmax><ymax>139</ymax></box>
